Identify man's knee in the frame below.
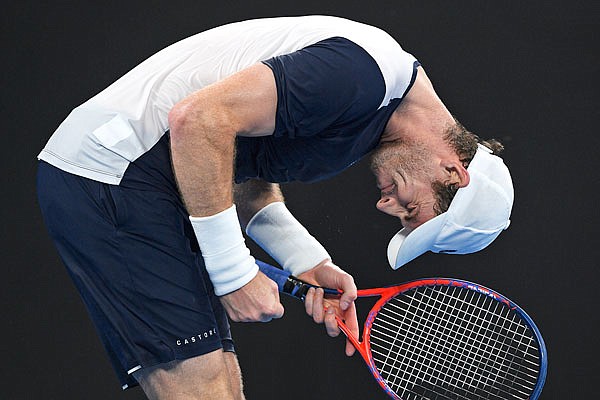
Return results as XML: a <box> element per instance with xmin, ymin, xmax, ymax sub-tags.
<box><xmin>134</xmin><ymin>349</ymin><xmax>238</xmax><ymax>399</ymax></box>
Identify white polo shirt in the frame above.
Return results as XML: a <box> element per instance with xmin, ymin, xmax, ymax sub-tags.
<box><xmin>38</xmin><ymin>15</ymin><xmax>417</xmax><ymax>184</ymax></box>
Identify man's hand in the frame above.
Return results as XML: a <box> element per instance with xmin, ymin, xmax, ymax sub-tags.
<box><xmin>298</xmin><ymin>260</ymin><xmax>359</xmax><ymax>356</ymax></box>
<box><xmin>220</xmin><ymin>271</ymin><xmax>285</xmax><ymax>322</ymax></box>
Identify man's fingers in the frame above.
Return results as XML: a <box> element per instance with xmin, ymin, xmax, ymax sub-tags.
<box><xmin>262</xmin><ymin>302</ymin><xmax>285</xmax><ymax>322</ymax></box>
<box><xmin>220</xmin><ymin>273</ymin><xmax>285</xmax><ymax>322</ymax></box>
<box><xmin>296</xmin><ymin>262</ymin><xmax>359</xmax><ymax>357</ymax></box>
<box><xmin>324</xmin><ymin>307</ymin><xmax>340</xmax><ymax>337</ymax></box>
<box><xmin>255</xmin><ymin>285</ymin><xmax>284</xmax><ymax>322</ymax></box>
<box><xmin>338</xmin><ymin>275</ymin><xmax>357</xmax><ymax>311</ymax></box>
<box><xmin>270</xmin><ymin>284</ymin><xmax>285</xmax><ymax>320</ymax></box>
<box><xmin>304</xmin><ymin>287</ymin><xmax>315</xmax><ymax>316</ymax></box>
<box><xmin>343</xmin><ymin>302</ymin><xmax>358</xmax><ymax>356</ymax></box>
<box><xmin>228</xmin><ymin>300</ymin><xmax>284</xmax><ymax>322</ymax></box>
<box><xmin>312</xmin><ymin>288</ymin><xmax>325</xmax><ymax>323</ymax></box>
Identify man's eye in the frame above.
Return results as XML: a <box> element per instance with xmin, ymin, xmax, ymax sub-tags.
<box><xmin>382</xmin><ymin>185</ymin><xmax>396</xmax><ymax>196</ymax></box>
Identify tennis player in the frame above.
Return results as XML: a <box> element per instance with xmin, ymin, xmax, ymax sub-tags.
<box><xmin>37</xmin><ymin>16</ymin><xmax>513</xmax><ymax>399</ymax></box>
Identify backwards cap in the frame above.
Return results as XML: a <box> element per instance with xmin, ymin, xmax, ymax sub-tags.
<box><xmin>387</xmin><ymin>144</ymin><xmax>514</xmax><ymax>269</ymax></box>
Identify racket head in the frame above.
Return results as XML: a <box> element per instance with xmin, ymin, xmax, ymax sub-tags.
<box><xmin>356</xmin><ymin>278</ymin><xmax>547</xmax><ymax>400</ymax></box>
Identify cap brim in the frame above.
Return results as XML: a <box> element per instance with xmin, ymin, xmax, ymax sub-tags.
<box><xmin>387</xmin><ymin>211</ymin><xmax>449</xmax><ymax>269</ymax></box>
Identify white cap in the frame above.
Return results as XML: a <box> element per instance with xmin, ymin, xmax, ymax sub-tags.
<box><xmin>387</xmin><ymin>144</ymin><xmax>514</xmax><ymax>269</ymax></box>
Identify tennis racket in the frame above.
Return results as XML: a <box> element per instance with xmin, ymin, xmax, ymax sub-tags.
<box><xmin>257</xmin><ymin>260</ymin><xmax>547</xmax><ymax>400</ymax></box>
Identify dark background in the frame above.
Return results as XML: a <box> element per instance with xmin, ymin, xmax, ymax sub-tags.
<box><xmin>3</xmin><ymin>1</ymin><xmax>598</xmax><ymax>398</ymax></box>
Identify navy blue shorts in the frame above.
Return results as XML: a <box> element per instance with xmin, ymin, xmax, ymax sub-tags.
<box><xmin>36</xmin><ymin>134</ymin><xmax>234</xmax><ymax>390</ymax></box>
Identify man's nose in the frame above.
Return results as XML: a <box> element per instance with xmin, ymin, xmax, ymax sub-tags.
<box><xmin>376</xmin><ymin>195</ymin><xmax>395</xmax><ymax>212</ymax></box>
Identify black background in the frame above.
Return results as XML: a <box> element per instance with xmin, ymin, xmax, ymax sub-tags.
<box><xmin>3</xmin><ymin>1</ymin><xmax>598</xmax><ymax>398</ymax></box>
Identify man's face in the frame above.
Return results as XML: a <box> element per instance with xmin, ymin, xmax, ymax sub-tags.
<box><xmin>371</xmin><ymin>141</ymin><xmax>441</xmax><ymax>231</ymax></box>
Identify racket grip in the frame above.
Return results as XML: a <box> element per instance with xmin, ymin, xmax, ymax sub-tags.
<box><xmin>257</xmin><ymin>260</ymin><xmax>338</xmax><ymax>300</ymax></box>
<box><xmin>256</xmin><ymin>260</ymin><xmax>291</xmax><ymax>291</ymax></box>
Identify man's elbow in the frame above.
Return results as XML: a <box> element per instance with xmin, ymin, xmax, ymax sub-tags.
<box><xmin>168</xmin><ymin>98</ymin><xmax>235</xmax><ymax>147</ymax></box>
<box><xmin>168</xmin><ymin>100</ymin><xmax>212</xmax><ymax>148</ymax></box>
<box><xmin>168</xmin><ymin>101</ymin><xmax>192</xmax><ymax>143</ymax></box>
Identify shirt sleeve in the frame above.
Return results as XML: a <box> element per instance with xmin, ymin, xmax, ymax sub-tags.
<box><xmin>262</xmin><ymin>37</ymin><xmax>387</xmax><ymax>139</ymax></box>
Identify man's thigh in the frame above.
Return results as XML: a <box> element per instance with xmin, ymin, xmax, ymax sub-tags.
<box><xmin>36</xmin><ymin>160</ymin><xmax>234</xmax><ymax>390</ymax></box>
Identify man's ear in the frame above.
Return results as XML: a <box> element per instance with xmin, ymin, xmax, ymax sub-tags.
<box><xmin>442</xmin><ymin>160</ymin><xmax>470</xmax><ymax>188</ymax></box>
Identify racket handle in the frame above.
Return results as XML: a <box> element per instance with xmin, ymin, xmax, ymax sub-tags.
<box><xmin>256</xmin><ymin>260</ymin><xmax>339</xmax><ymax>300</ymax></box>
<box><xmin>256</xmin><ymin>260</ymin><xmax>291</xmax><ymax>290</ymax></box>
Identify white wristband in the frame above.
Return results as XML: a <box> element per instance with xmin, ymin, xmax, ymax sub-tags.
<box><xmin>189</xmin><ymin>205</ymin><xmax>258</xmax><ymax>296</ymax></box>
<box><xmin>245</xmin><ymin>202</ymin><xmax>331</xmax><ymax>276</ymax></box>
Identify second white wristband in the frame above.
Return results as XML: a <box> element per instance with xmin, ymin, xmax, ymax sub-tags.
<box><xmin>245</xmin><ymin>202</ymin><xmax>331</xmax><ymax>276</ymax></box>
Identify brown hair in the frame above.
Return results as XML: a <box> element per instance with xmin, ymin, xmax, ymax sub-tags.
<box><xmin>432</xmin><ymin>120</ymin><xmax>504</xmax><ymax>215</ymax></box>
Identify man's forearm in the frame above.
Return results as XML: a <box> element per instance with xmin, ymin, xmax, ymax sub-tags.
<box><xmin>167</xmin><ymin>63</ymin><xmax>277</xmax><ymax>218</ymax></box>
<box><xmin>234</xmin><ymin>180</ymin><xmax>284</xmax><ymax>228</ymax></box>
<box><xmin>169</xmin><ymin>103</ymin><xmax>236</xmax><ymax>217</ymax></box>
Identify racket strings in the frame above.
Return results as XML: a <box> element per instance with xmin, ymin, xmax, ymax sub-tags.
<box><xmin>369</xmin><ymin>285</ymin><xmax>541</xmax><ymax>400</ymax></box>
<box><xmin>373</xmin><ymin>287</ymin><xmax>509</xmax><ymax>399</ymax></box>
<box><xmin>382</xmin><ymin>289</ymin><xmax>539</xmax><ymax>375</ymax></box>
<box><xmin>372</xmin><ymin>297</ymin><xmax>525</xmax><ymax>399</ymax></box>
<box><xmin>375</xmin><ymin>289</ymin><xmax>535</xmax><ymax>399</ymax></box>
<box><xmin>376</xmin><ymin>286</ymin><xmax>540</xmax><ymax>398</ymax></box>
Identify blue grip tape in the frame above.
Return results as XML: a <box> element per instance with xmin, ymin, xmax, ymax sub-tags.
<box><xmin>256</xmin><ymin>260</ymin><xmax>290</xmax><ymax>292</ymax></box>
